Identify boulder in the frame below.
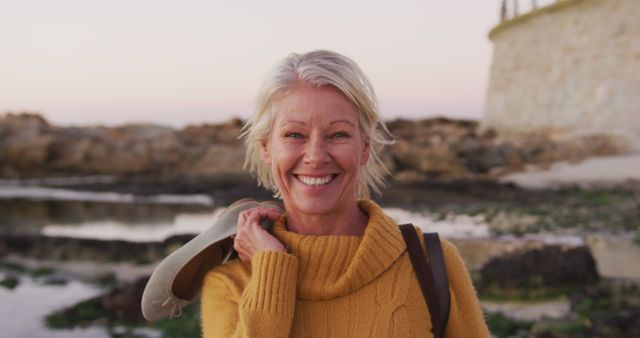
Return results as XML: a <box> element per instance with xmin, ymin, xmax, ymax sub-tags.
<box><xmin>391</xmin><ymin>139</ymin><xmax>467</xmax><ymax>177</ymax></box>
<box><xmin>478</xmin><ymin>244</ymin><xmax>599</xmax><ymax>290</ymax></box>
<box><xmin>185</xmin><ymin>144</ymin><xmax>246</xmax><ymax>178</ymax></box>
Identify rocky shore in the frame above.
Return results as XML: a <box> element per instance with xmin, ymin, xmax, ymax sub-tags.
<box><xmin>0</xmin><ymin>112</ymin><xmax>624</xmax><ymax>189</ymax></box>
<box><xmin>2</xmin><ymin>111</ymin><xmax>639</xmax><ymax>338</ymax></box>
<box><xmin>3</xmin><ymin>231</ymin><xmax>639</xmax><ymax>338</ymax></box>
<box><xmin>2</xmin><ymin>181</ymin><xmax>639</xmax><ymax>337</ymax></box>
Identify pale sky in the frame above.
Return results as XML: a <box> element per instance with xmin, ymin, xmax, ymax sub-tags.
<box><xmin>0</xmin><ymin>0</ymin><xmax>547</xmax><ymax>127</ymax></box>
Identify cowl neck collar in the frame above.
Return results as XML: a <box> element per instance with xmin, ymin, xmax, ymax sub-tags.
<box><xmin>271</xmin><ymin>200</ymin><xmax>406</xmax><ymax>300</ymax></box>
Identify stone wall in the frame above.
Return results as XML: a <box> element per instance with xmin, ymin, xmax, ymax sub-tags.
<box><xmin>483</xmin><ymin>0</ymin><xmax>640</xmax><ymax>149</ymax></box>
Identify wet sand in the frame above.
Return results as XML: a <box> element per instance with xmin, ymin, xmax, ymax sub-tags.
<box><xmin>501</xmin><ymin>153</ymin><xmax>640</xmax><ymax>189</ymax></box>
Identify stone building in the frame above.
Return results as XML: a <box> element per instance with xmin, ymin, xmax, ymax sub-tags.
<box><xmin>483</xmin><ymin>0</ymin><xmax>640</xmax><ymax>150</ymax></box>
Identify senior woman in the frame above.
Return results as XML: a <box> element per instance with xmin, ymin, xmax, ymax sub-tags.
<box><xmin>200</xmin><ymin>50</ymin><xmax>490</xmax><ymax>337</ymax></box>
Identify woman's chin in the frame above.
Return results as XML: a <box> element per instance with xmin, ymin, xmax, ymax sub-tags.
<box><xmin>285</xmin><ymin>193</ymin><xmax>341</xmax><ymax>216</ymax></box>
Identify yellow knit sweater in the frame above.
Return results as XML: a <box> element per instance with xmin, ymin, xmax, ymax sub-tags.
<box><xmin>201</xmin><ymin>200</ymin><xmax>490</xmax><ymax>337</ymax></box>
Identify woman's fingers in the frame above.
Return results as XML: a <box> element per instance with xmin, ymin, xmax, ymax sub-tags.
<box><xmin>234</xmin><ymin>206</ymin><xmax>285</xmax><ymax>263</ymax></box>
<box><xmin>238</xmin><ymin>251</ymin><xmax>250</xmax><ymax>263</ymax></box>
<box><xmin>244</xmin><ymin>207</ymin><xmax>282</xmax><ymax>226</ymax></box>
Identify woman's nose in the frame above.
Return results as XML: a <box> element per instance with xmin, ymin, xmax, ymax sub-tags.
<box><xmin>303</xmin><ymin>137</ymin><xmax>330</xmax><ymax>166</ymax></box>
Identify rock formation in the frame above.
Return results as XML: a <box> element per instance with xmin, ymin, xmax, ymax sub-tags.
<box><xmin>0</xmin><ymin>112</ymin><xmax>622</xmax><ymax>186</ymax></box>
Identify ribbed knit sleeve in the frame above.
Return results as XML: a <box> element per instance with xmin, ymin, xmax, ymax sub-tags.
<box><xmin>441</xmin><ymin>240</ymin><xmax>491</xmax><ymax>338</ymax></box>
<box><xmin>201</xmin><ymin>251</ymin><xmax>298</xmax><ymax>338</ymax></box>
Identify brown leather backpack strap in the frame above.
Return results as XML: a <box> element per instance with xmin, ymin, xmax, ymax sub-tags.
<box><xmin>424</xmin><ymin>232</ymin><xmax>450</xmax><ymax>336</ymax></box>
<box><xmin>399</xmin><ymin>224</ymin><xmax>445</xmax><ymax>338</ymax></box>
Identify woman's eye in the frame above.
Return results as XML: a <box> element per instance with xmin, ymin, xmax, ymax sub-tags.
<box><xmin>331</xmin><ymin>131</ymin><xmax>349</xmax><ymax>139</ymax></box>
<box><xmin>285</xmin><ymin>132</ymin><xmax>304</xmax><ymax>139</ymax></box>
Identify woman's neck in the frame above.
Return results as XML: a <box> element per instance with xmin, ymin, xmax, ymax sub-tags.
<box><xmin>284</xmin><ymin>203</ymin><xmax>368</xmax><ymax>236</ymax></box>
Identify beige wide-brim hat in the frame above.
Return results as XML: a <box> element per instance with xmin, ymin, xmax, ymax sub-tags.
<box><xmin>141</xmin><ymin>198</ymin><xmax>283</xmax><ymax>321</ymax></box>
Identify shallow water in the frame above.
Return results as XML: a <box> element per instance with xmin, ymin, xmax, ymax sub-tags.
<box><xmin>0</xmin><ymin>185</ymin><xmax>491</xmax><ymax>242</ymax></box>
<box><xmin>0</xmin><ymin>271</ymin><xmax>107</xmax><ymax>338</ymax></box>
<box><xmin>42</xmin><ymin>211</ymin><xmax>222</xmax><ymax>242</ymax></box>
<box><xmin>0</xmin><ymin>185</ymin><xmax>214</xmax><ymax>205</ymax></box>
<box><xmin>38</xmin><ymin>207</ymin><xmax>491</xmax><ymax>242</ymax></box>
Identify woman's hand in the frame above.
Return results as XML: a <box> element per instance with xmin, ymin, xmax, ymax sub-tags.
<box><xmin>234</xmin><ymin>206</ymin><xmax>286</xmax><ymax>263</ymax></box>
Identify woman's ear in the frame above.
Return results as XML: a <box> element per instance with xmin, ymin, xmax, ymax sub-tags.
<box><xmin>360</xmin><ymin>140</ymin><xmax>370</xmax><ymax>165</ymax></box>
<box><xmin>259</xmin><ymin>138</ymin><xmax>272</xmax><ymax>166</ymax></box>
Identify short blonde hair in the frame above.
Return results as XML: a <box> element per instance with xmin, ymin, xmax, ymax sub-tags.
<box><xmin>242</xmin><ymin>50</ymin><xmax>394</xmax><ymax>198</ymax></box>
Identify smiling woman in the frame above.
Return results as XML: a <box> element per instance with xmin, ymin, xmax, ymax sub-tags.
<box><xmin>199</xmin><ymin>50</ymin><xmax>491</xmax><ymax>337</ymax></box>
<box><xmin>262</xmin><ymin>84</ymin><xmax>371</xmax><ymax>236</ymax></box>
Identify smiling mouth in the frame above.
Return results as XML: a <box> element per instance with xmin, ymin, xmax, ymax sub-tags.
<box><xmin>295</xmin><ymin>174</ymin><xmax>337</xmax><ymax>187</ymax></box>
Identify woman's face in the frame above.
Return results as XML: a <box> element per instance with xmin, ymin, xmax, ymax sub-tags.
<box><xmin>260</xmin><ymin>84</ymin><xmax>370</xmax><ymax>217</ymax></box>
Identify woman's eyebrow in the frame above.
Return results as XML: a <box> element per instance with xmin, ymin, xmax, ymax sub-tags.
<box><xmin>280</xmin><ymin>119</ymin><xmax>306</xmax><ymax>127</ymax></box>
<box><xmin>330</xmin><ymin>119</ymin><xmax>356</xmax><ymax>127</ymax></box>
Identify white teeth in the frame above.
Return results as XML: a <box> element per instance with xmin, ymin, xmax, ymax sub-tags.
<box><xmin>297</xmin><ymin>175</ymin><xmax>334</xmax><ymax>187</ymax></box>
